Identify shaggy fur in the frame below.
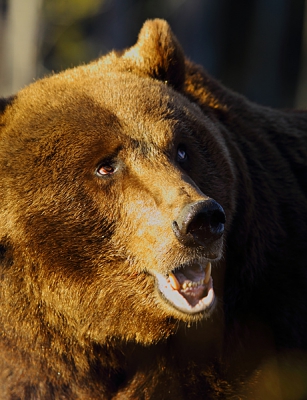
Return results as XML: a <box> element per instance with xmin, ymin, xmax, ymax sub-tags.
<box><xmin>1</xmin><ymin>19</ymin><xmax>307</xmax><ymax>399</ymax></box>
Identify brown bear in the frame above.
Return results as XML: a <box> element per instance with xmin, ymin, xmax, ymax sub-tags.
<box><xmin>1</xmin><ymin>18</ymin><xmax>307</xmax><ymax>399</ymax></box>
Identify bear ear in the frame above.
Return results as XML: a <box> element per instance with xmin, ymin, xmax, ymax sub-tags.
<box><xmin>122</xmin><ymin>19</ymin><xmax>185</xmax><ymax>90</ymax></box>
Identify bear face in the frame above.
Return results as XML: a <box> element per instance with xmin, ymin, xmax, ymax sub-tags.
<box><xmin>0</xmin><ymin>45</ymin><xmax>235</xmax><ymax>349</ymax></box>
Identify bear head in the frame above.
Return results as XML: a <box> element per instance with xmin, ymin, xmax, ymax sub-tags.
<box><xmin>0</xmin><ymin>20</ymin><xmax>236</xmax><ymax>346</ymax></box>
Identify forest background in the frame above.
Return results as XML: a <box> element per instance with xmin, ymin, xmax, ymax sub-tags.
<box><xmin>1</xmin><ymin>0</ymin><xmax>307</xmax><ymax>109</ymax></box>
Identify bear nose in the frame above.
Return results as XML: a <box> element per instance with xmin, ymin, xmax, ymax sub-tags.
<box><xmin>172</xmin><ymin>199</ymin><xmax>226</xmax><ymax>248</ymax></box>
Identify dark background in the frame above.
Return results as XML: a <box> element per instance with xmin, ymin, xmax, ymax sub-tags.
<box><xmin>1</xmin><ymin>0</ymin><xmax>307</xmax><ymax>108</ymax></box>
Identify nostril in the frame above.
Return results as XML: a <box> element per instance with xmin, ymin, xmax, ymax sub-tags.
<box><xmin>187</xmin><ymin>213</ymin><xmax>210</xmax><ymax>236</ymax></box>
<box><xmin>187</xmin><ymin>208</ymin><xmax>225</xmax><ymax>241</ymax></box>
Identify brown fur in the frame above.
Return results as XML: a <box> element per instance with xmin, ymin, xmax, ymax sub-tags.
<box><xmin>1</xmin><ymin>19</ymin><xmax>307</xmax><ymax>399</ymax></box>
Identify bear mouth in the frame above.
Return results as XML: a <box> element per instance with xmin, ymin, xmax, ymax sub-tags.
<box><xmin>154</xmin><ymin>262</ymin><xmax>215</xmax><ymax>315</ymax></box>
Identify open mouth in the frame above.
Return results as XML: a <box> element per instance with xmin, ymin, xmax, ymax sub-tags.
<box><xmin>154</xmin><ymin>262</ymin><xmax>215</xmax><ymax>315</ymax></box>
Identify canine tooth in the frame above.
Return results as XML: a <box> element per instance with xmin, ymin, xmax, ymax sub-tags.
<box><xmin>168</xmin><ymin>272</ymin><xmax>181</xmax><ymax>290</ymax></box>
<box><xmin>204</xmin><ymin>262</ymin><xmax>211</xmax><ymax>284</ymax></box>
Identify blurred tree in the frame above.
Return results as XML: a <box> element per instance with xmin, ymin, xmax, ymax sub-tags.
<box><xmin>296</xmin><ymin>1</ymin><xmax>307</xmax><ymax>107</ymax></box>
<box><xmin>0</xmin><ymin>0</ymin><xmax>42</xmax><ymax>96</ymax></box>
<box><xmin>40</xmin><ymin>0</ymin><xmax>104</xmax><ymax>73</ymax></box>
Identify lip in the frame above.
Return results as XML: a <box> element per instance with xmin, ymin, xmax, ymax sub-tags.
<box><xmin>152</xmin><ymin>261</ymin><xmax>216</xmax><ymax>315</ymax></box>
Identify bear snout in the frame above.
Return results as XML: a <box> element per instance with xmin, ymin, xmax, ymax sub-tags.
<box><xmin>172</xmin><ymin>199</ymin><xmax>225</xmax><ymax>249</ymax></box>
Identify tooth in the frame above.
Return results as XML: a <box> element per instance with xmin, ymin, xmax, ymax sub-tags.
<box><xmin>182</xmin><ymin>282</ymin><xmax>187</xmax><ymax>290</ymax></box>
<box><xmin>204</xmin><ymin>262</ymin><xmax>211</xmax><ymax>284</ymax></box>
<box><xmin>168</xmin><ymin>272</ymin><xmax>181</xmax><ymax>290</ymax></box>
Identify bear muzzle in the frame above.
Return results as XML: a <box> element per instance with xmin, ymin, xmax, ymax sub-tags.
<box><xmin>151</xmin><ymin>199</ymin><xmax>225</xmax><ymax>316</ymax></box>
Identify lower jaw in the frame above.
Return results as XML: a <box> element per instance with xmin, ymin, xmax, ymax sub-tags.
<box><xmin>160</xmin><ymin>298</ymin><xmax>217</xmax><ymax>323</ymax></box>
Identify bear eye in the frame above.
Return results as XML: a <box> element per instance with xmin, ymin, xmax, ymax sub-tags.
<box><xmin>177</xmin><ymin>145</ymin><xmax>188</xmax><ymax>163</ymax></box>
<box><xmin>96</xmin><ymin>164</ymin><xmax>116</xmax><ymax>176</ymax></box>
